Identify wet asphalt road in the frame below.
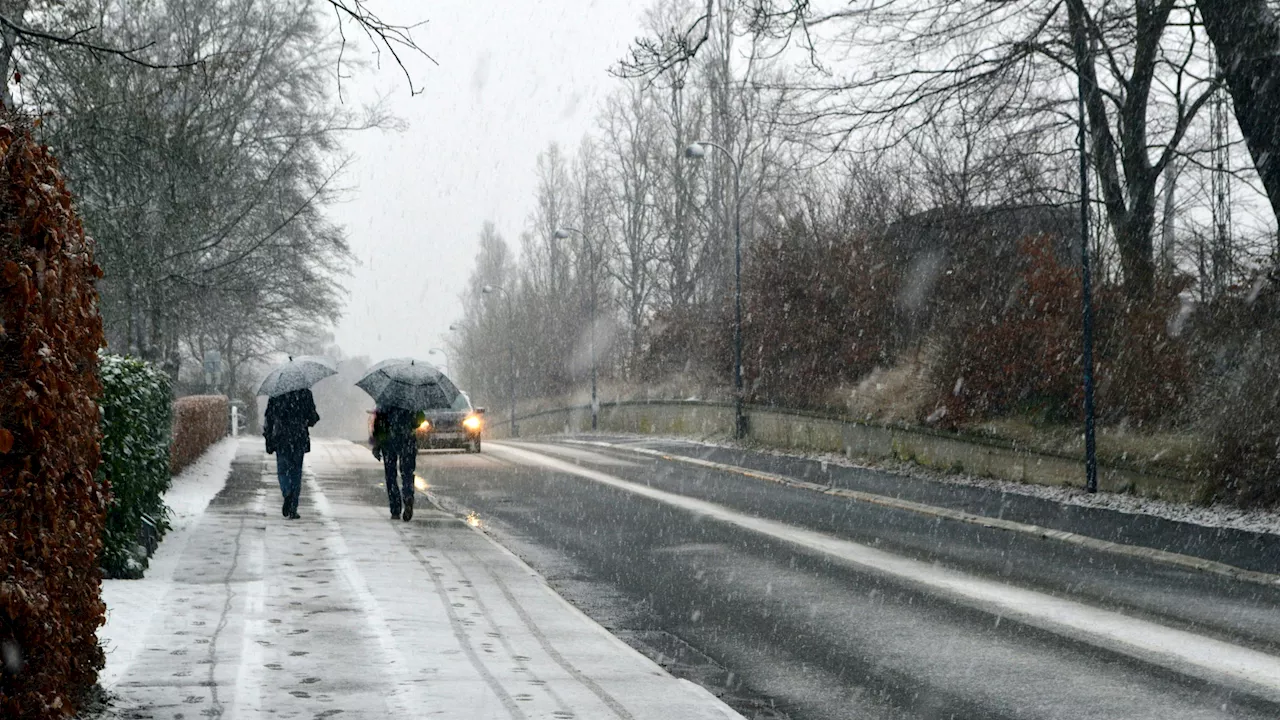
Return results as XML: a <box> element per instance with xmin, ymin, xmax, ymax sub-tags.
<box><xmin>415</xmin><ymin>439</ymin><xmax>1280</xmax><ymax>720</ymax></box>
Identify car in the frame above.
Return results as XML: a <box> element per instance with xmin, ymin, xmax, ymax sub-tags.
<box><xmin>415</xmin><ymin>392</ymin><xmax>485</xmax><ymax>453</ymax></box>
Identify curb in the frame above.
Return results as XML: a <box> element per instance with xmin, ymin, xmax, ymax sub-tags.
<box><xmin>420</xmin><ymin>488</ymin><xmax>750</xmax><ymax>720</ymax></box>
<box><xmin>563</xmin><ymin>439</ymin><xmax>1280</xmax><ymax>589</ymax></box>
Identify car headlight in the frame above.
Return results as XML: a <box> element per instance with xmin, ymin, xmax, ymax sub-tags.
<box><xmin>463</xmin><ymin>415</ymin><xmax>482</xmax><ymax>432</ymax></box>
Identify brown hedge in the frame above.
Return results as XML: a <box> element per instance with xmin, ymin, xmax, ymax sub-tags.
<box><xmin>170</xmin><ymin>395</ymin><xmax>228</xmax><ymax>474</ymax></box>
<box><xmin>930</xmin><ymin>235</ymin><xmax>1191</xmax><ymax>428</ymax></box>
<box><xmin>0</xmin><ymin>118</ymin><xmax>108</xmax><ymax>718</ymax></box>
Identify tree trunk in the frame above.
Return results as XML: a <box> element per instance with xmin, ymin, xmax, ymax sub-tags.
<box><xmin>1068</xmin><ymin>0</ymin><xmax>1169</xmax><ymax>301</ymax></box>
<box><xmin>1198</xmin><ymin>0</ymin><xmax>1280</xmax><ymax>226</ymax></box>
<box><xmin>1118</xmin><ymin>201</ymin><xmax>1157</xmax><ymax>299</ymax></box>
<box><xmin>0</xmin><ymin>1</ymin><xmax>30</xmax><ymax>110</ymax></box>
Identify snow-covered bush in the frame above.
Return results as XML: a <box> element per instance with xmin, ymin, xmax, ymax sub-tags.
<box><xmin>98</xmin><ymin>352</ymin><xmax>172</xmax><ymax>579</ymax></box>
<box><xmin>1197</xmin><ymin>288</ymin><xmax>1280</xmax><ymax>507</ymax></box>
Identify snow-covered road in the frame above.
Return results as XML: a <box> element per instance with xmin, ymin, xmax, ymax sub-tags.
<box><xmin>95</xmin><ymin>438</ymin><xmax>742</xmax><ymax>719</ymax></box>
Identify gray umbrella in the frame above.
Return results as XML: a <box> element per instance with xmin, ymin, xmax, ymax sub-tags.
<box><xmin>356</xmin><ymin>358</ymin><xmax>461</xmax><ymax>411</ymax></box>
<box><xmin>257</xmin><ymin>356</ymin><xmax>338</xmax><ymax>397</ymax></box>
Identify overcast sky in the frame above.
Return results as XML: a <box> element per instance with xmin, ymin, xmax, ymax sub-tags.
<box><xmin>327</xmin><ymin>1</ymin><xmax>642</xmax><ymax>369</ymax></box>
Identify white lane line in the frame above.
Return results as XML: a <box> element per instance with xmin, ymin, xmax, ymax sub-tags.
<box><xmin>559</xmin><ymin>439</ymin><xmax>1280</xmax><ymax>588</ymax></box>
<box><xmin>490</xmin><ymin>442</ymin><xmax>1280</xmax><ymax>703</ymax></box>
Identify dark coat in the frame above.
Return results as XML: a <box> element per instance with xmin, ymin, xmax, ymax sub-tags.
<box><xmin>264</xmin><ymin>388</ymin><xmax>319</xmax><ymax>455</ymax></box>
<box><xmin>371</xmin><ymin>405</ymin><xmax>425</xmax><ymax>456</ymax></box>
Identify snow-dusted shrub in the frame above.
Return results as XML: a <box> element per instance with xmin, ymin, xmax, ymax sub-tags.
<box><xmin>929</xmin><ymin>235</ymin><xmax>1083</xmax><ymax>426</ymax></box>
<box><xmin>741</xmin><ymin>218</ymin><xmax>897</xmax><ymax>410</ymax></box>
<box><xmin>98</xmin><ymin>352</ymin><xmax>172</xmax><ymax>579</ymax></box>
<box><xmin>1196</xmin><ymin>286</ymin><xmax>1280</xmax><ymax>507</ymax></box>
<box><xmin>170</xmin><ymin>395</ymin><xmax>227</xmax><ymax>474</ymax></box>
<box><xmin>0</xmin><ymin>116</ymin><xmax>108</xmax><ymax>718</ymax></box>
<box><xmin>928</xmin><ymin>235</ymin><xmax>1191</xmax><ymax>429</ymax></box>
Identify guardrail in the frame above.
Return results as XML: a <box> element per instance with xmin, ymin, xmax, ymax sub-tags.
<box><xmin>485</xmin><ymin>400</ymin><xmax>1205</xmax><ymax>502</ymax></box>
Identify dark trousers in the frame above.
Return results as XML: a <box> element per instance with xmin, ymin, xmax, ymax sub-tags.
<box><xmin>276</xmin><ymin>448</ymin><xmax>305</xmax><ymax>513</ymax></box>
<box><xmin>383</xmin><ymin>441</ymin><xmax>416</xmax><ymax>514</ymax></box>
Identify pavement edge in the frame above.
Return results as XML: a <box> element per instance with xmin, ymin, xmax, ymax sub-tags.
<box><xmin>563</xmin><ymin>439</ymin><xmax>1280</xmax><ymax>589</ymax></box>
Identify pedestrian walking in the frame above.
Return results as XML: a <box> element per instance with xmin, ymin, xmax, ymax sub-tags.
<box><xmin>371</xmin><ymin>404</ymin><xmax>424</xmax><ymax>521</ymax></box>
<box><xmin>264</xmin><ymin>388</ymin><xmax>320</xmax><ymax>519</ymax></box>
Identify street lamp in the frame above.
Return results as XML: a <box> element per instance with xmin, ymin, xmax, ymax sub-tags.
<box><xmin>482</xmin><ymin>284</ymin><xmax>518</xmax><ymax>438</ymax></box>
<box><xmin>1070</xmin><ymin>19</ymin><xmax>1099</xmax><ymax>493</ymax></box>
<box><xmin>555</xmin><ymin>226</ymin><xmax>599</xmax><ymax>432</ymax></box>
<box><xmin>685</xmin><ymin>140</ymin><xmax>747</xmax><ymax>440</ymax></box>
<box><xmin>427</xmin><ymin>347</ymin><xmax>450</xmax><ymax>375</ymax></box>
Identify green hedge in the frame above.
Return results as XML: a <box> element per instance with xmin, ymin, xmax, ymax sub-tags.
<box><xmin>98</xmin><ymin>352</ymin><xmax>172</xmax><ymax>579</ymax></box>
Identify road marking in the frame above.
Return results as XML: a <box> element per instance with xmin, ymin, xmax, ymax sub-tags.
<box><xmin>491</xmin><ymin>442</ymin><xmax>1280</xmax><ymax>703</ymax></box>
<box><xmin>559</xmin><ymin>439</ymin><xmax>1280</xmax><ymax>589</ymax></box>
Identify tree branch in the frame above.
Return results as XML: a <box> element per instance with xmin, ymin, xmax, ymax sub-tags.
<box><xmin>326</xmin><ymin>0</ymin><xmax>436</xmax><ymax>96</ymax></box>
<box><xmin>0</xmin><ymin>12</ymin><xmax>204</xmax><ymax>70</ymax></box>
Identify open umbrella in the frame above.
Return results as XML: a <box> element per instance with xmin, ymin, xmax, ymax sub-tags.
<box><xmin>365</xmin><ymin>357</ymin><xmax>414</xmax><ymax>375</ymax></box>
<box><xmin>356</xmin><ymin>358</ymin><xmax>461</xmax><ymax>411</ymax></box>
<box><xmin>257</xmin><ymin>356</ymin><xmax>338</xmax><ymax>397</ymax></box>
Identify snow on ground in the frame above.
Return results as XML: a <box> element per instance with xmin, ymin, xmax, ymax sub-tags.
<box><xmin>617</xmin><ymin>434</ymin><xmax>1280</xmax><ymax>537</ymax></box>
<box><xmin>97</xmin><ymin>435</ymin><xmax>246</xmax><ymax>688</ymax></box>
<box><xmin>896</xmin><ymin>458</ymin><xmax>1280</xmax><ymax>537</ymax></box>
<box><xmin>162</xmin><ymin>435</ymin><xmax>243</xmax><ymax>532</ymax></box>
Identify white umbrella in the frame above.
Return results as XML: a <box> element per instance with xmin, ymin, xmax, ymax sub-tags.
<box><xmin>257</xmin><ymin>356</ymin><xmax>338</xmax><ymax>397</ymax></box>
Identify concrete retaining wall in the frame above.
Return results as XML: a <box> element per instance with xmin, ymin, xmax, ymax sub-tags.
<box><xmin>489</xmin><ymin>401</ymin><xmax>1203</xmax><ymax>503</ymax></box>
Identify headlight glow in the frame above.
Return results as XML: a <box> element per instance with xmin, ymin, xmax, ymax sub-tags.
<box><xmin>463</xmin><ymin>415</ymin><xmax>482</xmax><ymax>432</ymax></box>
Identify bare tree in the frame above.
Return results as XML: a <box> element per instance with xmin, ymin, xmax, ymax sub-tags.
<box><xmin>0</xmin><ymin>0</ymin><xmax>431</xmax><ymax>107</ymax></box>
<box><xmin>452</xmin><ymin>222</ymin><xmax>513</xmax><ymax>409</ymax></box>
<box><xmin>1197</xmin><ymin>0</ymin><xmax>1280</xmax><ymax>232</ymax></box>
<box><xmin>28</xmin><ymin>0</ymin><xmax>363</xmax><ymax>385</ymax></box>
<box><xmin>598</xmin><ymin>81</ymin><xmax>661</xmax><ymax>371</ymax></box>
<box><xmin>625</xmin><ymin>1</ymin><xmax>1224</xmax><ymax>300</ymax></box>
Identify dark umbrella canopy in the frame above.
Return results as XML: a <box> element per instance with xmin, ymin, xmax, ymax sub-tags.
<box><xmin>356</xmin><ymin>359</ymin><xmax>462</xmax><ymax>411</ymax></box>
<box><xmin>257</xmin><ymin>356</ymin><xmax>338</xmax><ymax>397</ymax></box>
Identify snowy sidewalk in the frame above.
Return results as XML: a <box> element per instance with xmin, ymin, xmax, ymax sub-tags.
<box><xmin>96</xmin><ymin>437</ymin><xmax>741</xmax><ymax>720</ymax></box>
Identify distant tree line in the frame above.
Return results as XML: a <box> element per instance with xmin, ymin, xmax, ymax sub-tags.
<box><xmin>453</xmin><ymin>0</ymin><xmax>1280</xmax><ymax>505</ymax></box>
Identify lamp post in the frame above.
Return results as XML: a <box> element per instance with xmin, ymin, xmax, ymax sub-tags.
<box><xmin>555</xmin><ymin>226</ymin><xmax>599</xmax><ymax>432</ymax></box>
<box><xmin>427</xmin><ymin>347</ymin><xmax>450</xmax><ymax>375</ymax></box>
<box><xmin>685</xmin><ymin>140</ymin><xmax>746</xmax><ymax>440</ymax></box>
<box><xmin>1069</xmin><ymin>1</ymin><xmax>1099</xmax><ymax>493</ymax></box>
<box><xmin>482</xmin><ymin>285</ymin><xmax>518</xmax><ymax>438</ymax></box>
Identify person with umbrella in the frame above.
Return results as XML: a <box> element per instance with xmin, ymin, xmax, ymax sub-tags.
<box><xmin>370</xmin><ymin>404</ymin><xmax>425</xmax><ymax>521</ymax></box>
<box><xmin>357</xmin><ymin>359</ymin><xmax>461</xmax><ymax>521</ymax></box>
<box><xmin>259</xmin><ymin>356</ymin><xmax>334</xmax><ymax>519</ymax></box>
